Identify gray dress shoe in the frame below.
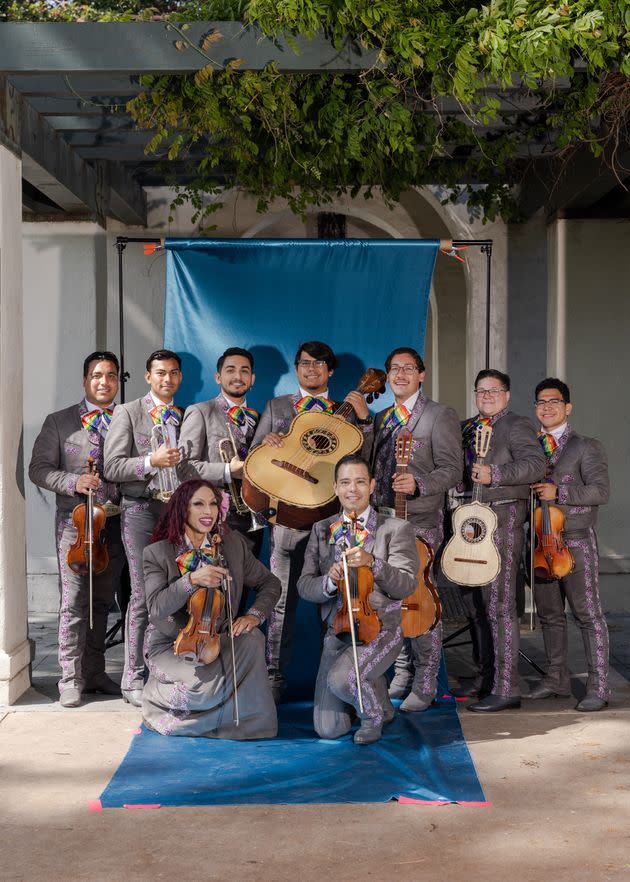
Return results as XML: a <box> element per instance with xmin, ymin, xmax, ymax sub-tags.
<box><xmin>84</xmin><ymin>674</ymin><xmax>122</xmax><ymax>696</ymax></box>
<box><xmin>59</xmin><ymin>688</ymin><xmax>82</xmax><ymax>708</ymax></box>
<box><xmin>353</xmin><ymin>721</ymin><xmax>383</xmax><ymax>745</ymax></box>
<box><xmin>467</xmin><ymin>693</ymin><xmax>521</xmax><ymax>713</ymax></box>
<box><xmin>122</xmin><ymin>689</ymin><xmax>143</xmax><ymax>708</ymax></box>
<box><xmin>575</xmin><ymin>696</ymin><xmax>608</xmax><ymax>712</ymax></box>
<box><xmin>400</xmin><ymin>692</ymin><xmax>433</xmax><ymax>713</ymax></box>
<box><xmin>527</xmin><ymin>683</ymin><xmax>571</xmax><ymax>700</ymax></box>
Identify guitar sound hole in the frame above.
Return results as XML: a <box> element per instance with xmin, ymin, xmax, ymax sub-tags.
<box><xmin>301</xmin><ymin>427</ymin><xmax>338</xmax><ymax>455</ymax></box>
<box><xmin>461</xmin><ymin>518</ymin><xmax>487</xmax><ymax>544</ymax></box>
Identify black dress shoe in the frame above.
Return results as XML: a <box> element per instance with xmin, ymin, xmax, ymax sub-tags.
<box><xmin>84</xmin><ymin>674</ymin><xmax>122</xmax><ymax>696</ymax></box>
<box><xmin>467</xmin><ymin>693</ymin><xmax>521</xmax><ymax>713</ymax></box>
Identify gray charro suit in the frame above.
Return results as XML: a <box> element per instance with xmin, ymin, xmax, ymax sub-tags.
<box><xmin>103</xmin><ymin>392</ymin><xmax>182</xmax><ymax>693</ymax></box>
<box><xmin>142</xmin><ymin>529</ymin><xmax>281</xmax><ymax>739</ymax></box>
<box><xmin>368</xmin><ymin>393</ymin><xmax>463</xmax><ymax>701</ymax></box>
<box><xmin>178</xmin><ymin>394</ymin><xmax>261</xmax><ymax>550</ymax></box>
<box><xmin>298</xmin><ymin>508</ymin><xmax>418</xmax><ymax>737</ymax></box>
<box><xmin>533</xmin><ymin>425</ymin><xmax>610</xmax><ymax>700</ymax></box>
<box><xmin>28</xmin><ymin>401</ymin><xmax>125</xmax><ymax>695</ymax></box>
<box><xmin>459</xmin><ymin>409</ymin><xmax>546</xmax><ymax>697</ymax></box>
<box><xmin>250</xmin><ymin>392</ymin><xmax>372</xmax><ymax>695</ymax></box>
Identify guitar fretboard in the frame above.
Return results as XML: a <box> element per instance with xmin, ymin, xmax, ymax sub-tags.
<box><xmin>394</xmin><ymin>464</ymin><xmax>408</xmax><ymax>520</ymax></box>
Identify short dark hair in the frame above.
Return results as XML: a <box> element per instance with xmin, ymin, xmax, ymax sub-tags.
<box><xmin>146</xmin><ymin>349</ymin><xmax>182</xmax><ymax>371</ymax></box>
<box><xmin>334</xmin><ymin>453</ymin><xmax>372</xmax><ymax>481</ymax></box>
<box><xmin>83</xmin><ymin>351</ymin><xmax>119</xmax><ymax>378</ymax></box>
<box><xmin>216</xmin><ymin>347</ymin><xmax>254</xmax><ymax>372</ymax></box>
<box><xmin>474</xmin><ymin>368</ymin><xmax>510</xmax><ymax>392</ymax></box>
<box><xmin>294</xmin><ymin>341</ymin><xmax>338</xmax><ymax>371</ymax></box>
<box><xmin>385</xmin><ymin>347</ymin><xmax>425</xmax><ymax>373</ymax></box>
<box><xmin>535</xmin><ymin>377</ymin><xmax>571</xmax><ymax>403</ymax></box>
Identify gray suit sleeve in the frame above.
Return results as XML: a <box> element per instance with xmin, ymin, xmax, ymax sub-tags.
<box><xmin>558</xmin><ymin>439</ymin><xmax>610</xmax><ymax>506</ymax></box>
<box><xmin>491</xmin><ymin>417</ymin><xmax>546</xmax><ymax>487</ymax></box>
<box><xmin>372</xmin><ymin>520</ymin><xmax>418</xmax><ymax>599</ymax></box>
<box><xmin>28</xmin><ymin>413</ymin><xmax>78</xmax><ymax>497</ymax></box>
<box><xmin>178</xmin><ymin>405</ymin><xmax>225</xmax><ymax>483</ymax></box>
<box><xmin>417</xmin><ymin>407</ymin><xmax>463</xmax><ymax>496</ymax></box>
<box><xmin>103</xmin><ymin>405</ymin><xmax>146</xmax><ymax>483</ymax></box>
<box><xmin>143</xmin><ymin>544</ymin><xmax>196</xmax><ymax>621</ymax></box>
<box><xmin>297</xmin><ymin>525</ymin><xmax>330</xmax><ymax>603</ymax></box>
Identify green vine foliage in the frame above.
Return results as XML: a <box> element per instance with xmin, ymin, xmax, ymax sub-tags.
<box><xmin>6</xmin><ymin>1</ymin><xmax>630</xmax><ymax>225</ymax></box>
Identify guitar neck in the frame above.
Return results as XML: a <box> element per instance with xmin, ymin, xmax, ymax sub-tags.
<box><xmin>394</xmin><ymin>464</ymin><xmax>408</xmax><ymax>520</ymax></box>
<box><xmin>472</xmin><ymin>455</ymin><xmax>485</xmax><ymax>503</ymax></box>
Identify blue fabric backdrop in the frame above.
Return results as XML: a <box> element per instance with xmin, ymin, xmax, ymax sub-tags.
<box><xmin>163</xmin><ymin>238</ymin><xmax>439</xmax><ymax>698</ymax></box>
<box><xmin>163</xmin><ymin>238</ymin><xmax>438</xmax><ymax>411</ymax></box>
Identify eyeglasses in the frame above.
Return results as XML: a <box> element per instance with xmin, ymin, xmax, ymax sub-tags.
<box><xmin>535</xmin><ymin>398</ymin><xmax>564</xmax><ymax>407</ymax></box>
<box><xmin>475</xmin><ymin>388</ymin><xmax>506</xmax><ymax>397</ymax></box>
<box><xmin>389</xmin><ymin>364</ymin><xmax>418</xmax><ymax>375</ymax></box>
<box><xmin>297</xmin><ymin>360</ymin><xmax>327</xmax><ymax>368</ymax></box>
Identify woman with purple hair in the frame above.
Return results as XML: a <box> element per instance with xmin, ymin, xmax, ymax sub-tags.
<box><xmin>141</xmin><ymin>479</ymin><xmax>281</xmax><ymax>739</ymax></box>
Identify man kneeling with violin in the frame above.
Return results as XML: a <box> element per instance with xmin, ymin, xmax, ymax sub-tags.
<box><xmin>529</xmin><ymin>378</ymin><xmax>610</xmax><ymax>712</ymax></box>
<box><xmin>298</xmin><ymin>454</ymin><xmax>419</xmax><ymax>745</ymax></box>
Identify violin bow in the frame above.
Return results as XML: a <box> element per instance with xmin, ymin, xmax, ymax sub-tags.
<box><xmin>213</xmin><ymin>534</ymin><xmax>239</xmax><ymax>726</ymax></box>
<box><xmin>341</xmin><ymin>513</ymin><xmax>364</xmax><ymax>714</ymax></box>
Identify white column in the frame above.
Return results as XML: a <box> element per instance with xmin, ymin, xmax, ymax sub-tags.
<box><xmin>546</xmin><ymin>218</ymin><xmax>567</xmax><ymax>377</ymax></box>
<box><xmin>0</xmin><ymin>141</ymin><xmax>31</xmax><ymax>704</ymax></box>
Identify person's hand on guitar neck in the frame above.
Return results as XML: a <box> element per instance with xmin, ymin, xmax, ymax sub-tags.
<box><xmin>262</xmin><ymin>432</ymin><xmax>285</xmax><ymax>448</ymax></box>
<box><xmin>471</xmin><ymin>463</ymin><xmax>492</xmax><ymax>485</ymax></box>
<box><xmin>391</xmin><ymin>472</ymin><xmax>417</xmax><ymax>496</ymax></box>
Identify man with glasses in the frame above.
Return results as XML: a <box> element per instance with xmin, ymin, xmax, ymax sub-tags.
<box><xmin>455</xmin><ymin>368</ymin><xmax>545</xmax><ymax>712</ymax></box>
<box><xmin>357</xmin><ymin>347</ymin><xmax>462</xmax><ymax>712</ymax></box>
<box><xmin>104</xmin><ymin>349</ymin><xmax>184</xmax><ymax>707</ymax></box>
<box><xmin>529</xmin><ymin>378</ymin><xmax>610</xmax><ymax>711</ymax></box>
<box><xmin>251</xmin><ymin>341</ymin><xmax>371</xmax><ymax>702</ymax></box>
<box><xmin>29</xmin><ymin>351</ymin><xmax>126</xmax><ymax>707</ymax></box>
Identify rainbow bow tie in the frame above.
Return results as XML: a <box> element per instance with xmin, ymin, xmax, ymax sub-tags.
<box><xmin>537</xmin><ymin>432</ymin><xmax>558</xmax><ymax>457</ymax></box>
<box><xmin>227</xmin><ymin>405</ymin><xmax>259</xmax><ymax>427</ymax></box>
<box><xmin>82</xmin><ymin>408</ymin><xmax>113</xmax><ymax>433</ymax></box>
<box><xmin>150</xmin><ymin>404</ymin><xmax>183</xmax><ymax>426</ymax></box>
<box><xmin>381</xmin><ymin>404</ymin><xmax>410</xmax><ymax>431</ymax></box>
<box><xmin>328</xmin><ymin>518</ymin><xmax>368</xmax><ymax>547</ymax></box>
<box><xmin>295</xmin><ymin>396</ymin><xmax>334</xmax><ymax>414</ymax></box>
<box><xmin>176</xmin><ymin>548</ymin><xmax>217</xmax><ymax>576</ymax></box>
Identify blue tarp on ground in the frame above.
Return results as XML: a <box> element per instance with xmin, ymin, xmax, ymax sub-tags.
<box><xmin>99</xmin><ymin>696</ymin><xmax>485</xmax><ymax>807</ymax></box>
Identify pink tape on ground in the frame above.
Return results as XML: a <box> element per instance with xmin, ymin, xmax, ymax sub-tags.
<box><xmin>87</xmin><ymin>800</ymin><xmax>103</xmax><ymax>813</ymax></box>
<box><xmin>131</xmin><ymin>728</ymin><xmax>142</xmax><ymax>735</ymax></box>
<box><xmin>124</xmin><ymin>803</ymin><xmax>161</xmax><ymax>810</ymax></box>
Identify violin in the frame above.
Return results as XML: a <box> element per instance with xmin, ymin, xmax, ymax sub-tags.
<box><xmin>174</xmin><ymin>535</ymin><xmax>225</xmax><ymax>665</ymax></box>
<box><xmin>533</xmin><ymin>498</ymin><xmax>575</xmax><ymax>582</ymax></box>
<box><xmin>66</xmin><ymin>457</ymin><xmax>109</xmax><ymax>577</ymax></box>
<box><xmin>333</xmin><ymin>511</ymin><xmax>381</xmax><ymax>645</ymax></box>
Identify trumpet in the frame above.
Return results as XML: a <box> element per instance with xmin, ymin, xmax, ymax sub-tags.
<box><xmin>219</xmin><ymin>424</ymin><xmax>264</xmax><ymax>532</ymax></box>
<box><xmin>150</xmin><ymin>417</ymin><xmax>180</xmax><ymax>502</ymax></box>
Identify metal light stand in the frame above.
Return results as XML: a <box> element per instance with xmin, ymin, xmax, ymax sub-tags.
<box><xmin>105</xmin><ymin>236</ymin><xmax>163</xmax><ymax>650</ymax></box>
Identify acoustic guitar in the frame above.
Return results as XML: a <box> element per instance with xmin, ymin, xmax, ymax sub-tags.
<box><xmin>242</xmin><ymin>369</ymin><xmax>386</xmax><ymax>531</ymax></box>
<box><xmin>440</xmin><ymin>424</ymin><xmax>501</xmax><ymax>587</ymax></box>
<box><xmin>389</xmin><ymin>428</ymin><xmax>441</xmax><ymax>636</ymax></box>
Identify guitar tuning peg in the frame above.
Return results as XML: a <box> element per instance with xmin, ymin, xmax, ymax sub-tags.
<box><xmin>366</xmin><ymin>394</ymin><xmax>374</xmax><ymax>404</ymax></box>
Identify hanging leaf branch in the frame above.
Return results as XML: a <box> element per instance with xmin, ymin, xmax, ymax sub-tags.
<box><xmin>6</xmin><ymin>1</ymin><xmax>630</xmax><ymax>225</ymax></box>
